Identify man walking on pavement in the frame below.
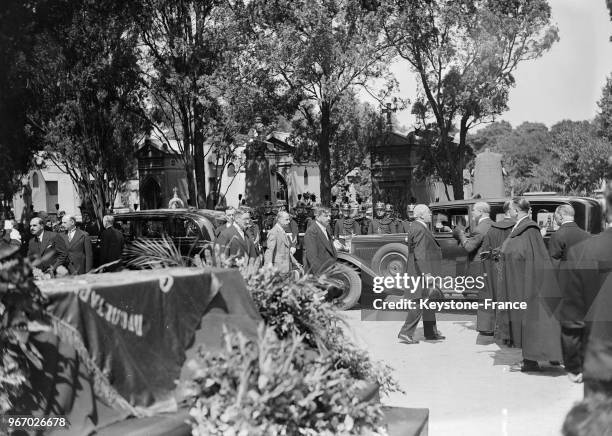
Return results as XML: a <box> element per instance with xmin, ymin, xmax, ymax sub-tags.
<box><xmin>398</xmin><ymin>204</ymin><xmax>445</xmax><ymax>344</ymax></box>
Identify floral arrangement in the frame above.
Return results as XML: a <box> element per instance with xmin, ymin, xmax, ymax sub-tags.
<box><xmin>244</xmin><ymin>263</ymin><xmax>401</xmax><ymax>396</ymax></box>
<box><xmin>0</xmin><ymin>249</ymin><xmax>47</xmax><ymax>413</ymax></box>
<box><xmin>182</xmin><ymin>324</ymin><xmax>388</xmax><ymax>436</ymax></box>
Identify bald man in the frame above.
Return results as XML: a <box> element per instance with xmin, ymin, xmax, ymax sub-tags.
<box><xmin>27</xmin><ymin>217</ymin><xmax>67</xmax><ymax>274</ymax></box>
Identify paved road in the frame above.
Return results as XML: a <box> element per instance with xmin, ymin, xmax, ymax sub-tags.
<box><xmin>344</xmin><ymin>311</ymin><xmax>582</xmax><ymax>436</ymax></box>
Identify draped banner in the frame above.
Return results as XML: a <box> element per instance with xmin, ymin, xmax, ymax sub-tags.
<box><xmin>30</xmin><ymin>267</ymin><xmax>261</xmax><ymax>435</ymax></box>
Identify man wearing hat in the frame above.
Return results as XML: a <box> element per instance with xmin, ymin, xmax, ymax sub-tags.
<box><xmin>333</xmin><ymin>203</ymin><xmax>360</xmax><ymax>239</ymax></box>
<box><xmin>368</xmin><ymin>202</ymin><xmax>398</xmax><ymax>234</ymax></box>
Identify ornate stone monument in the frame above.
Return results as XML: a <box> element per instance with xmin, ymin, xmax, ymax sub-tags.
<box><xmin>471</xmin><ymin>148</ymin><xmax>506</xmax><ymax>198</ymax></box>
<box><xmin>168</xmin><ymin>187</ymin><xmax>185</xmax><ymax>209</ymax></box>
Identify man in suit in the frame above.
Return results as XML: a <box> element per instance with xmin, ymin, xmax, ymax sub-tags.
<box><xmin>60</xmin><ymin>214</ymin><xmax>93</xmax><ymax>275</ymax></box>
<box><xmin>303</xmin><ymin>206</ymin><xmax>337</xmax><ymax>275</ymax></box>
<box><xmin>264</xmin><ymin>211</ymin><xmax>301</xmax><ymax>274</ymax></box>
<box><xmin>398</xmin><ymin>204</ymin><xmax>445</xmax><ymax>344</ymax></box>
<box><xmin>98</xmin><ymin>215</ymin><xmax>124</xmax><ymax>268</ymax></box>
<box><xmin>454</xmin><ymin>202</ymin><xmax>494</xmax><ymax>335</ymax></box>
<box><xmin>215</xmin><ymin>207</ymin><xmax>258</xmax><ymax>263</ymax></box>
<box><xmin>549</xmin><ymin>205</ymin><xmax>590</xmax><ymax>268</ymax></box>
<box><xmin>27</xmin><ymin>217</ymin><xmax>67</xmax><ymax>275</ymax></box>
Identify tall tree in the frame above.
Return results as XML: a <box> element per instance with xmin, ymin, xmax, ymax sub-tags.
<box><xmin>290</xmin><ymin>92</ymin><xmax>382</xmax><ymax>189</ymax></box>
<box><xmin>244</xmin><ymin>0</ymin><xmax>395</xmax><ymax>205</ymax></box>
<box><xmin>549</xmin><ymin>120</ymin><xmax>612</xmax><ymax>194</ymax></box>
<box><xmin>135</xmin><ymin>0</ymin><xmax>277</xmax><ymax>207</ymax></box>
<box><xmin>26</xmin><ymin>0</ymin><xmax>146</xmax><ymax>225</ymax></box>
<box><xmin>385</xmin><ymin>0</ymin><xmax>558</xmax><ymax>199</ymax></box>
<box><xmin>0</xmin><ymin>1</ymin><xmax>44</xmax><ymax>202</ymax></box>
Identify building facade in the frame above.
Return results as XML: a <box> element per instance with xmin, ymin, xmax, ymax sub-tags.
<box><xmin>13</xmin><ymin>159</ymin><xmax>81</xmax><ymax>224</ymax></box>
<box><xmin>136</xmin><ymin>132</ymin><xmax>320</xmax><ymax>211</ymax></box>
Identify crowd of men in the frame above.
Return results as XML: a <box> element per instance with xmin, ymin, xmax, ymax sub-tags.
<box><xmin>2</xmin><ymin>211</ymin><xmax>125</xmax><ymax>278</ymax></box>
<box><xmin>420</xmin><ymin>193</ymin><xmax>612</xmax><ymax>403</ymax></box>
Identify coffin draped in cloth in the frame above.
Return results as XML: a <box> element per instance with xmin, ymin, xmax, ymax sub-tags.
<box><xmin>28</xmin><ymin>267</ymin><xmax>261</xmax><ymax>435</ymax></box>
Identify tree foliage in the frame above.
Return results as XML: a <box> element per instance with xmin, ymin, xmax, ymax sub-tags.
<box><xmin>468</xmin><ymin>120</ymin><xmax>612</xmax><ymax>195</ymax></box>
<box><xmin>384</xmin><ymin>0</ymin><xmax>558</xmax><ymax>199</ymax></box>
<box><xmin>0</xmin><ymin>1</ymin><xmax>44</xmax><ymax>201</ymax></box>
<box><xmin>244</xmin><ymin>0</ymin><xmax>395</xmax><ymax>205</ymax></box>
<box><xmin>25</xmin><ymin>0</ymin><xmax>146</xmax><ymax>226</ymax></box>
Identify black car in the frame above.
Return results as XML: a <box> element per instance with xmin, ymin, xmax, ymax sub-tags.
<box><xmin>109</xmin><ymin>209</ymin><xmax>221</xmax><ymax>265</ymax></box>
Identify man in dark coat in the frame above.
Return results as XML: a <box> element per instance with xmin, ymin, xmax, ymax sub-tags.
<box><xmin>215</xmin><ymin>207</ymin><xmax>258</xmax><ymax>263</ymax></box>
<box><xmin>479</xmin><ymin>200</ymin><xmax>516</xmax><ymax>337</ymax></box>
<box><xmin>398</xmin><ymin>204</ymin><xmax>445</xmax><ymax>344</ymax></box>
<box><xmin>27</xmin><ymin>217</ymin><xmax>67</xmax><ymax>274</ymax></box>
<box><xmin>98</xmin><ymin>215</ymin><xmax>124</xmax><ymax>268</ymax></box>
<box><xmin>549</xmin><ymin>204</ymin><xmax>590</xmax><ymax>268</ymax></box>
<box><xmin>579</xmin><ymin>182</ymin><xmax>612</xmax><ymax>397</ymax></box>
<box><xmin>60</xmin><ymin>214</ymin><xmax>93</xmax><ymax>275</ymax></box>
<box><xmin>500</xmin><ymin>198</ymin><xmax>562</xmax><ymax>372</ymax></box>
<box><xmin>547</xmin><ymin>204</ymin><xmax>591</xmax><ymax>382</ymax></box>
<box><xmin>453</xmin><ymin>201</ymin><xmax>494</xmax><ymax>334</ymax></box>
<box><xmin>303</xmin><ymin>206</ymin><xmax>337</xmax><ymax>275</ymax></box>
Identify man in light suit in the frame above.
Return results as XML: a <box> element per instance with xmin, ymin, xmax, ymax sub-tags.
<box><xmin>398</xmin><ymin>204</ymin><xmax>445</xmax><ymax>344</ymax></box>
<box><xmin>215</xmin><ymin>207</ymin><xmax>258</xmax><ymax>264</ymax></box>
<box><xmin>264</xmin><ymin>211</ymin><xmax>300</xmax><ymax>273</ymax></box>
<box><xmin>303</xmin><ymin>206</ymin><xmax>337</xmax><ymax>275</ymax></box>
<box><xmin>27</xmin><ymin>217</ymin><xmax>67</xmax><ymax>274</ymax></box>
<box><xmin>60</xmin><ymin>214</ymin><xmax>93</xmax><ymax>275</ymax></box>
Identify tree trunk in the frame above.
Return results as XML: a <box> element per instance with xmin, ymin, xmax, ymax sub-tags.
<box><xmin>183</xmin><ymin>140</ymin><xmax>197</xmax><ymax>207</ymax></box>
<box><xmin>318</xmin><ymin>102</ymin><xmax>332</xmax><ymax>206</ymax></box>
<box><xmin>193</xmin><ymin>100</ymin><xmax>207</xmax><ymax>208</ymax></box>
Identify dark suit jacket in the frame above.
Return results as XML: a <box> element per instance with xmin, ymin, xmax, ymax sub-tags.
<box><xmin>548</xmin><ymin>221</ymin><xmax>590</xmax><ymax>266</ymax></box>
<box><xmin>60</xmin><ymin>229</ymin><xmax>93</xmax><ymax>275</ymax></box>
<box><xmin>99</xmin><ymin>226</ymin><xmax>124</xmax><ymax>265</ymax></box>
<box><xmin>303</xmin><ymin>221</ymin><xmax>337</xmax><ymax>274</ymax></box>
<box><xmin>27</xmin><ymin>230</ymin><xmax>67</xmax><ymax>272</ymax></box>
<box><xmin>559</xmin><ymin>228</ymin><xmax>610</xmax><ymax>328</ymax></box>
<box><xmin>215</xmin><ymin>225</ymin><xmax>257</xmax><ymax>261</ymax></box>
<box><xmin>462</xmin><ymin>217</ymin><xmax>493</xmax><ymax>262</ymax></box>
<box><xmin>406</xmin><ymin>221</ymin><xmax>442</xmax><ymax>276</ymax></box>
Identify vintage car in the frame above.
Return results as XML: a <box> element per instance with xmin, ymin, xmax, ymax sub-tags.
<box><xmin>110</xmin><ymin>208</ymin><xmax>222</xmax><ymax>261</ymax></box>
<box><xmin>337</xmin><ymin>194</ymin><xmax>603</xmax><ymax>306</ymax></box>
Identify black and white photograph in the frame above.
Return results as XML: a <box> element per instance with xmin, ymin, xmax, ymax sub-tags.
<box><xmin>1</xmin><ymin>0</ymin><xmax>612</xmax><ymax>434</ymax></box>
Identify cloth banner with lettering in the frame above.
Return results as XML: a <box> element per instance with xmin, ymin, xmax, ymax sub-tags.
<box><xmin>31</xmin><ymin>267</ymin><xmax>261</xmax><ymax>435</ymax></box>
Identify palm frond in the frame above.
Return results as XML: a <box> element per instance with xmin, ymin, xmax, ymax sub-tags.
<box><xmin>123</xmin><ymin>235</ymin><xmax>190</xmax><ymax>269</ymax></box>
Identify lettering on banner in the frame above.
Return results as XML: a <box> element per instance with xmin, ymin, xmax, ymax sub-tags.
<box><xmin>78</xmin><ymin>286</ymin><xmax>144</xmax><ymax>337</ymax></box>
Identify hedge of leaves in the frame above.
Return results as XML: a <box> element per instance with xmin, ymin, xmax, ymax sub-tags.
<box><xmin>183</xmin><ymin>325</ymin><xmax>388</xmax><ymax>436</ymax></box>
<box><xmin>243</xmin><ymin>264</ymin><xmax>401</xmax><ymax>396</ymax></box>
<box><xmin>0</xmin><ymin>253</ymin><xmax>47</xmax><ymax>413</ymax></box>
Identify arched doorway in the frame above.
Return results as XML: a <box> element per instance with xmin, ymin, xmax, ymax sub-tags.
<box><xmin>141</xmin><ymin>177</ymin><xmax>162</xmax><ymax>210</ymax></box>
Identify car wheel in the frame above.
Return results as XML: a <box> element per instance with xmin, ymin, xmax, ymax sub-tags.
<box><xmin>371</xmin><ymin>243</ymin><xmax>409</xmax><ymax>277</ymax></box>
<box><xmin>329</xmin><ymin>262</ymin><xmax>362</xmax><ymax>310</ymax></box>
